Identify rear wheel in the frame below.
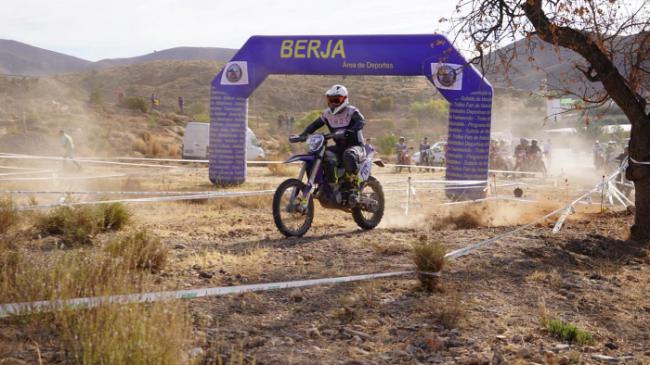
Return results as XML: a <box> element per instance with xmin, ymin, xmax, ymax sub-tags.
<box><xmin>272</xmin><ymin>179</ymin><xmax>314</xmax><ymax>237</ymax></box>
<box><xmin>353</xmin><ymin>176</ymin><xmax>384</xmax><ymax>230</ymax></box>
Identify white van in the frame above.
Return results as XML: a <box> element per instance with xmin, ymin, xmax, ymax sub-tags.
<box><xmin>182</xmin><ymin>122</ymin><xmax>265</xmax><ymax>160</ymax></box>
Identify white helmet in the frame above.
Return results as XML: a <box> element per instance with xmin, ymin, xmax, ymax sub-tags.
<box><xmin>325</xmin><ymin>84</ymin><xmax>349</xmax><ymax>114</ymax></box>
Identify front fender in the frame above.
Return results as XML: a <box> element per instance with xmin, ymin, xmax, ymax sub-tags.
<box><xmin>284</xmin><ymin>154</ymin><xmax>316</xmax><ymax>164</ymax></box>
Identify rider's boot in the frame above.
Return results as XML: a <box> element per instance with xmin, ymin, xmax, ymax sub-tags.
<box><xmin>342</xmin><ymin>172</ymin><xmax>360</xmax><ymax>207</ymax></box>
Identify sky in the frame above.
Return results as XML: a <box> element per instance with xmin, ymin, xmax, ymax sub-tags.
<box><xmin>0</xmin><ymin>0</ymin><xmax>460</xmax><ymax>61</ymax></box>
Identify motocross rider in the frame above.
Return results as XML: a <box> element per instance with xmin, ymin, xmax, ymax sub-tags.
<box><xmin>513</xmin><ymin>138</ymin><xmax>529</xmax><ymax>170</ymax></box>
<box><xmin>298</xmin><ymin>84</ymin><xmax>366</xmax><ymax>201</ymax></box>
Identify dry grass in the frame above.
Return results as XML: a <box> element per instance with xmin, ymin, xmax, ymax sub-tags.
<box><xmin>181</xmin><ymin>248</ymin><xmax>269</xmax><ymax>278</ymax></box>
<box><xmin>0</xmin><ymin>196</ymin><xmax>19</xmax><ymax>235</ymax></box>
<box><xmin>428</xmin><ymin>292</ymin><xmax>466</xmax><ymax>329</ymax></box>
<box><xmin>58</xmin><ymin>301</ymin><xmax>189</xmax><ymax>365</ymax></box>
<box><xmin>0</xmin><ymin>242</ymin><xmax>189</xmax><ymax>364</ymax></box>
<box><xmin>133</xmin><ymin>132</ymin><xmax>180</xmax><ymax>158</ymax></box>
<box><xmin>265</xmin><ymin>156</ymin><xmax>298</xmax><ymax>177</ymax></box>
<box><xmin>412</xmin><ymin>238</ymin><xmax>447</xmax><ymax>291</ymax></box>
<box><xmin>104</xmin><ymin>229</ymin><xmax>168</xmax><ymax>272</ymax></box>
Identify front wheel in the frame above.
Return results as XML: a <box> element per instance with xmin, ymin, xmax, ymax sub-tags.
<box><xmin>272</xmin><ymin>178</ymin><xmax>314</xmax><ymax>237</ymax></box>
<box><xmin>353</xmin><ymin>176</ymin><xmax>385</xmax><ymax>230</ymax></box>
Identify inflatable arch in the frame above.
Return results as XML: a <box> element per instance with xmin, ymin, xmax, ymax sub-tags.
<box><xmin>209</xmin><ymin>34</ymin><xmax>493</xmax><ymax>198</ymax></box>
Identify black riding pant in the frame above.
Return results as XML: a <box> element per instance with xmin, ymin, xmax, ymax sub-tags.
<box><xmin>323</xmin><ymin>145</ymin><xmax>366</xmax><ymax>183</ymax></box>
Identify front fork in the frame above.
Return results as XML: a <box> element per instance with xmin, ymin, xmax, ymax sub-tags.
<box><xmin>291</xmin><ymin>150</ymin><xmax>324</xmax><ymax>212</ymax></box>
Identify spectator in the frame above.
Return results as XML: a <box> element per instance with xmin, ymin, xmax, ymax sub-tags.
<box><xmin>288</xmin><ymin>116</ymin><xmax>295</xmax><ymax>130</ymax></box>
<box><xmin>543</xmin><ymin>138</ymin><xmax>552</xmax><ymax>167</ymax></box>
<box><xmin>59</xmin><ymin>129</ymin><xmax>82</xmax><ymax>170</ymax></box>
<box><xmin>178</xmin><ymin>96</ymin><xmax>184</xmax><ymax>114</ymax></box>
<box><xmin>419</xmin><ymin>137</ymin><xmax>431</xmax><ymax>171</ymax></box>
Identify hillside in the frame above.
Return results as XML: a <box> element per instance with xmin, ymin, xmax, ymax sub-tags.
<box><xmin>0</xmin><ymin>40</ymin><xmax>237</xmax><ymax>76</ymax></box>
<box><xmin>0</xmin><ymin>39</ymin><xmax>91</xmax><ymax>75</ymax></box>
<box><xmin>0</xmin><ymin>59</ymin><xmax>551</xmax><ymax>159</ymax></box>
<box><xmin>93</xmin><ymin>47</ymin><xmax>237</xmax><ymax>69</ymax></box>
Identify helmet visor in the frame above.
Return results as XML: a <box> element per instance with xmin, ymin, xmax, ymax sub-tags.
<box><xmin>327</xmin><ymin>95</ymin><xmax>345</xmax><ymax>105</ymax></box>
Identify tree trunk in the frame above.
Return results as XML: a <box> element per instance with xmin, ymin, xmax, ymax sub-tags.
<box><xmin>632</xmin><ymin>177</ymin><xmax>650</xmax><ymax>242</ymax></box>
<box><xmin>523</xmin><ymin>0</ymin><xmax>650</xmax><ymax>243</ymax></box>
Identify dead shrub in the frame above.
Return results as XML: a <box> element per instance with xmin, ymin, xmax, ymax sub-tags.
<box><xmin>412</xmin><ymin>238</ymin><xmax>447</xmax><ymax>291</ymax></box>
<box><xmin>105</xmin><ymin>229</ymin><xmax>168</xmax><ymax>272</ymax></box>
<box><xmin>133</xmin><ymin>134</ymin><xmax>173</xmax><ymax>158</ymax></box>
<box><xmin>0</xmin><ymin>196</ymin><xmax>19</xmax><ymax>235</ymax></box>
<box><xmin>429</xmin><ymin>293</ymin><xmax>465</xmax><ymax>329</ymax></box>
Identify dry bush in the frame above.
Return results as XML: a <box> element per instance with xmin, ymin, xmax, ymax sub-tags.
<box><xmin>104</xmin><ymin>229</ymin><xmax>168</xmax><ymax>272</ymax></box>
<box><xmin>429</xmin><ymin>293</ymin><xmax>465</xmax><ymax>329</ymax></box>
<box><xmin>412</xmin><ymin>238</ymin><xmax>447</xmax><ymax>291</ymax></box>
<box><xmin>35</xmin><ymin>205</ymin><xmax>103</xmax><ymax>246</ymax></box>
<box><xmin>0</xmin><ymin>196</ymin><xmax>19</xmax><ymax>235</ymax></box>
<box><xmin>133</xmin><ymin>132</ymin><xmax>176</xmax><ymax>158</ymax></box>
<box><xmin>100</xmin><ymin>202</ymin><xmax>131</xmax><ymax>231</ymax></box>
<box><xmin>35</xmin><ymin>203</ymin><xmax>131</xmax><ymax>246</ymax></box>
<box><xmin>0</xmin><ymin>248</ymin><xmax>189</xmax><ymax>364</ymax></box>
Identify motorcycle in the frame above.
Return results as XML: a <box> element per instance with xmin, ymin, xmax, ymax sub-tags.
<box><xmin>272</xmin><ymin>131</ymin><xmax>385</xmax><ymax>237</ymax></box>
<box><xmin>396</xmin><ymin>147</ymin><xmax>413</xmax><ymax>173</ymax></box>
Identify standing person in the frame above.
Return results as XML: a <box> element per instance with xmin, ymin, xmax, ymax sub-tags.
<box><xmin>419</xmin><ymin>137</ymin><xmax>431</xmax><ymax>171</ymax></box>
<box><xmin>543</xmin><ymin>138</ymin><xmax>552</xmax><ymax>168</ymax></box>
<box><xmin>593</xmin><ymin>140</ymin><xmax>604</xmax><ymax>168</ymax></box>
<box><xmin>297</xmin><ymin>84</ymin><xmax>366</xmax><ymax>203</ymax></box>
<box><xmin>178</xmin><ymin>96</ymin><xmax>184</xmax><ymax>114</ymax></box>
<box><xmin>288</xmin><ymin>116</ymin><xmax>295</xmax><ymax>131</ymax></box>
<box><xmin>395</xmin><ymin>136</ymin><xmax>409</xmax><ymax>172</ymax></box>
<box><xmin>59</xmin><ymin>129</ymin><xmax>82</xmax><ymax>170</ymax></box>
<box><xmin>150</xmin><ymin>93</ymin><xmax>156</xmax><ymax>110</ymax></box>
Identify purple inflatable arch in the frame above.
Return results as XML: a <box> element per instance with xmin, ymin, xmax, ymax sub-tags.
<box><xmin>210</xmin><ymin>34</ymin><xmax>493</xmax><ymax>198</ymax></box>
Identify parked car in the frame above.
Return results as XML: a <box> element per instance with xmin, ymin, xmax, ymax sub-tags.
<box><xmin>412</xmin><ymin>141</ymin><xmax>447</xmax><ymax>166</ymax></box>
<box><xmin>182</xmin><ymin>122</ymin><xmax>265</xmax><ymax>160</ymax></box>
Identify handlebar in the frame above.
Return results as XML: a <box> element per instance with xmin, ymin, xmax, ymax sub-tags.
<box><xmin>288</xmin><ymin>130</ymin><xmax>349</xmax><ymax>143</ymax></box>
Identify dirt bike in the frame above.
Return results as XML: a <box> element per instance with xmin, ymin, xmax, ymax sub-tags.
<box><xmin>527</xmin><ymin>151</ymin><xmax>547</xmax><ymax>174</ymax></box>
<box><xmin>272</xmin><ymin>131</ymin><xmax>385</xmax><ymax>237</ymax></box>
<box><xmin>396</xmin><ymin>148</ymin><xmax>412</xmax><ymax>173</ymax></box>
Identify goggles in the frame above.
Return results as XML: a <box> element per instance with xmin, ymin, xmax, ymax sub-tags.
<box><xmin>327</xmin><ymin>95</ymin><xmax>345</xmax><ymax>104</ymax></box>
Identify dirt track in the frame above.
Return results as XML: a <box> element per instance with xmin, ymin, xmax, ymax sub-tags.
<box><xmin>1</xmin><ymin>162</ymin><xmax>649</xmax><ymax>364</ymax></box>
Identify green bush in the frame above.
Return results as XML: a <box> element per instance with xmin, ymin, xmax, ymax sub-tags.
<box><xmin>89</xmin><ymin>89</ymin><xmax>103</xmax><ymax>106</ymax></box>
<box><xmin>100</xmin><ymin>203</ymin><xmax>131</xmax><ymax>231</ymax></box>
<box><xmin>121</xmin><ymin>96</ymin><xmax>148</xmax><ymax>113</ymax></box>
<box><xmin>544</xmin><ymin>319</ymin><xmax>593</xmax><ymax>345</ymax></box>
<box><xmin>0</xmin><ymin>197</ymin><xmax>19</xmax><ymax>235</ymax></box>
<box><xmin>409</xmin><ymin>99</ymin><xmax>449</xmax><ymax>120</ymax></box>
<box><xmin>36</xmin><ymin>206</ymin><xmax>102</xmax><ymax>246</ymax></box>
<box><xmin>105</xmin><ymin>229</ymin><xmax>168</xmax><ymax>272</ymax></box>
<box><xmin>376</xmin><ymin>134</ymin><xmax>398</xmax><ymax>155</ymax></box>
<box><xmin>373</xmin><ymin>95</ymin><xmax>394</xmax><ymax>112</ymax></box>
<box><xmin>193</xmin><ymin>113</ymin><xmax>209</xmax><ymax>123</ymax></box>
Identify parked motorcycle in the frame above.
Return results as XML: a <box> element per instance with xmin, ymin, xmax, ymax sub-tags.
<box><xmin>272</xmin><ymin>131</ymin><xmax>385</xmax><ymax>237</ymax></box>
